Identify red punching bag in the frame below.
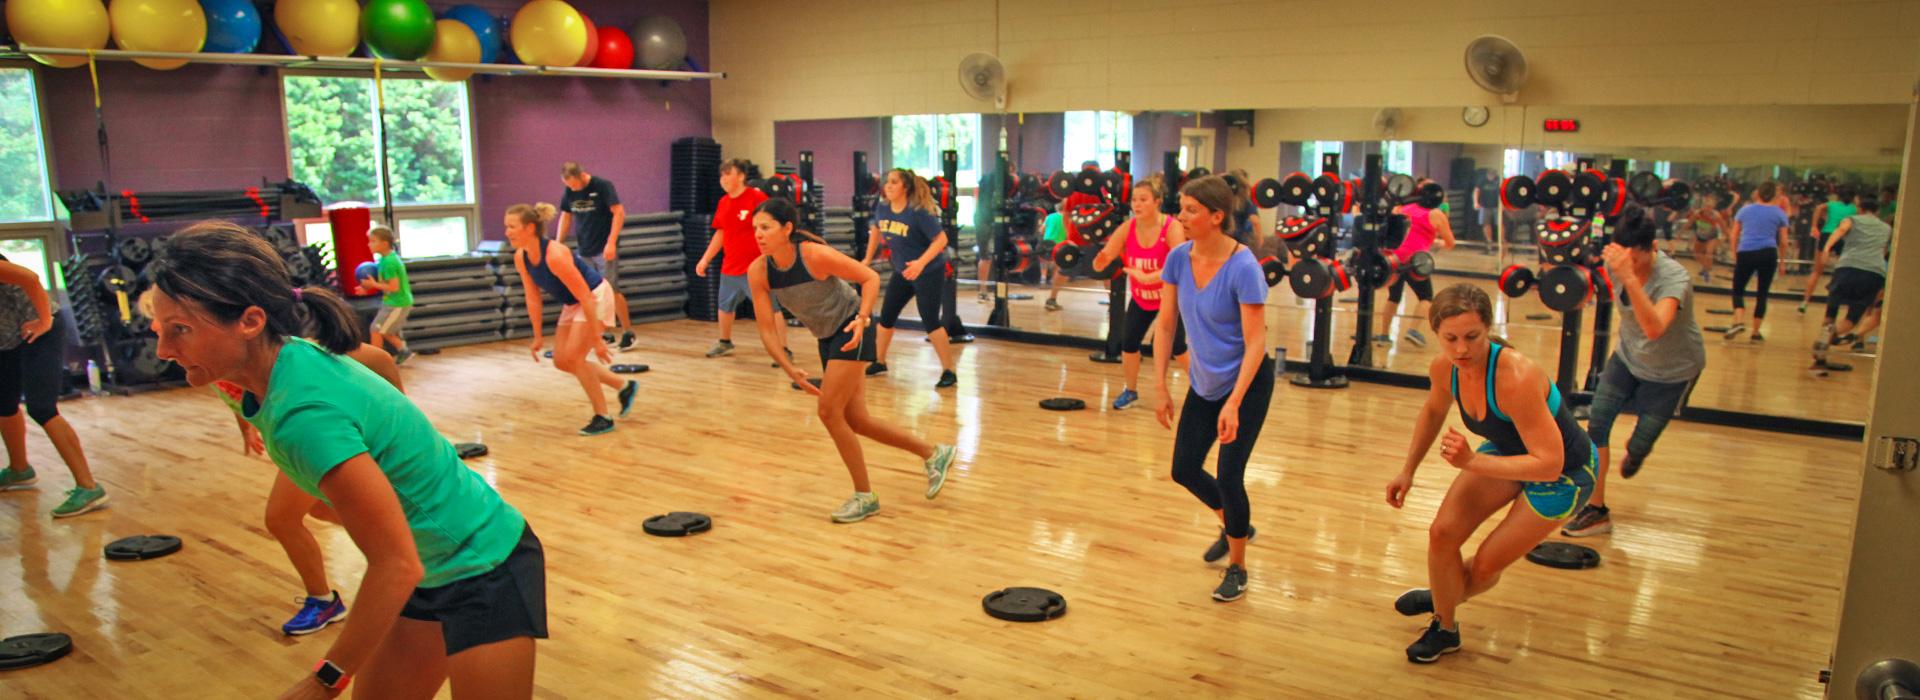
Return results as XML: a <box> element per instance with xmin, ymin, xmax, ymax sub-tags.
<box><xmin>324</xmin><ymin>203</ymin><xmax>378</xmax><ymax>297</ymax></box>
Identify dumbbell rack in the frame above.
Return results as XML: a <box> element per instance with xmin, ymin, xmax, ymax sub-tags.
<box><xmin>1340</xmin><ymin>155</ymin><xmax>1405</xmax><ymax>370</ymax></box>
<box><xmin>1287</xmin><ymin>153</ymin><xmax>1353</xmax><ymax>389</ymax></box>
<box><xmin>1088</xmin><ymin>152</ymin><xmax>1135</xmax><ymax>364</ymax></box>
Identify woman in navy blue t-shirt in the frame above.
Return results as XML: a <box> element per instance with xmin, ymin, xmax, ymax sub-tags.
<box><xmin>859</xmin><ymin>169</ymin><xmax>961</xmax><ymax>389</ymax></box>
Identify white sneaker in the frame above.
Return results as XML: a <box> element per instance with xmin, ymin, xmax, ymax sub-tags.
<box><xmin>924</xmin><ymin>444</ymin><xmax>956</xmax><ymax>499</ymax></box>
<box><xmin>831</xmin><ymin>493</ymin><xmax>880</xmax><ymax>523</ymax></box>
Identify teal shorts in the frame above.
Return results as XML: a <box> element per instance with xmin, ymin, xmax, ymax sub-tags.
<box><xmin>1475</xmin><ymin>441</ymin><xmax>1598</xmax><ymax>520</ymax></box>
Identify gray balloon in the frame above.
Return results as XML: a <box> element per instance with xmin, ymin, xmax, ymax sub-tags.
<box><xmin>630</xmin><ymin>16</ymin><xmax>687</xmax><ymax>70</ymax></box>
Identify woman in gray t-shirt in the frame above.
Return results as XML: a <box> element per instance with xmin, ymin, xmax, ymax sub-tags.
<box><xmin>1563</xmin><ymin>206</ymin><xmax>1706</xmax><ymax>538</ymax></box>
<box><xmin>1814</xmin><ymin>194</ymin><xmax>1893</xmax><ymax>370</ymax></box>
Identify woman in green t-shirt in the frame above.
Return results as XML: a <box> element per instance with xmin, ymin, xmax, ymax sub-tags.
<box><xmin>146</xmin><ymin>221</ymin><xmax>543</xmax><ymax>699</ymax></box>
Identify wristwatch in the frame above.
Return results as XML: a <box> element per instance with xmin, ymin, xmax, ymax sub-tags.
<box><xmin>313</xmin><ymin>660</ymin><xmax>351</xmax><ymax>692</ymax></box>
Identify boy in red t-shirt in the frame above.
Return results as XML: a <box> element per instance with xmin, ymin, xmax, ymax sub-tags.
<box><xmin>696</xmin><ymin>159</ymin><xmax>788</xmax><ymax>357</ymax></box>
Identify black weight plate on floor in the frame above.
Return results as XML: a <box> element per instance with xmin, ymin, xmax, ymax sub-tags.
<box><xmin>611</xmin><ymin>364</ymin><xmax>650</xmax><ymax>374</ymax></box>
<box><xmin>1703</xmin><ymin>326</ymin><xmax>1729</xmax><ymax>333</ymax></box>
<box><xmin>455</xmin><ymin>442</ymin><xmax>488</xmax><ymax>459</ymax></box>
<box><xmin>983</xmin><ymin>587</ymin><xmax>1067</xmax><ymax>622</ymax></box>
<box><xmin>0</xmin><ymin>633</ymin><xmax>72</xmax><ymax>671</ymax></box>
<box><xmin>1526</xmin><ymin>542</ymin><xmax>1600</xmax><ymax>570</ymax></box>
<box><xmin>1039</xmin><ymin>397</ymin><xmax>1085</xmax><ymax>411</ymax></box>
<box><xmin>104</xmin><ymin>535</ymin><xmax>182</xmax><ymax>561</ymax></box>
<box><xmin>642</xmin><ymin>512</ymin><xmax>712</xmax><ymax>537</ymax></box>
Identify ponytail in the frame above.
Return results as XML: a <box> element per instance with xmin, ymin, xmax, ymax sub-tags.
<box><xmin>890</xmin><ymin>168</ymin><xmax>940</xmax><ymax>215</ymax></box>
<box><xmin>752</xmin><ymin>198</ymin><xmax>828</xmax><ymax>245</ymax></box>
<box><xmin>148</xmin><ymin>220</ymin><xmax>365</xmax><ymax>354</ymax></box>
<box><xmin>507</xmin><ymin>202</ymin><xmax>559</xmax><ymax>238</ymax></box>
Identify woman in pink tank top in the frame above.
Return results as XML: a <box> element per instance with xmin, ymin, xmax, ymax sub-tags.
<box><xmin>1375</xmin><ymin>186</ymin><xmax>1457</xmax><ymax>349</ymax></box>
<box><xmin>1093</xmin><ymin>175</ymin><xmax>1189</xmax><ymax>410</ymax></box>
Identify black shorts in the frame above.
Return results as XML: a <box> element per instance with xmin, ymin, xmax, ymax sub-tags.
<box><xmin>400</xmin><ymin>525</ymin><xmax>548</xmax><ymax>655</ymax></box>
<box><xmin>1388</xmin><ymin>274</ymin><xmax>1433</xmax><ymax>304</ymax></box>
<box><xmin>877</xmin><ymin>266</ymin><xmax>947</xmax><ymax>329</ymax></box>
<box><xmin>1827</xmin><ymin>267</ymin><xmax>1885</xmax><ymax>323</ymax></box>
<box><xmin>1121</xmin><ymin>301</ymin><xmax>1188</xmax><ymax>355</ymax></box>
<box><xmin>818</xmin><ymin>314</ymin><xmax>879</xmax><ymax>369</ymax></box>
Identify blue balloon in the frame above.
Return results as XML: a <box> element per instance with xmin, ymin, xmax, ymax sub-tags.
<box><xmin>199</xmin><ymin>0</ymin><xmax>262</xmax><ymax>54</ymax></box>
<box><xmin>443</xmin><ymin>4</ymin><xmax>501</xmax><ymax>64</ymax></box>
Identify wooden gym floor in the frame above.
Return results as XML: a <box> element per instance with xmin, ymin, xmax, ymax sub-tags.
<box><xmin>1</xmin><ymin>321</ymin><xmax>1859</xmax><ymax>698</ymax></box>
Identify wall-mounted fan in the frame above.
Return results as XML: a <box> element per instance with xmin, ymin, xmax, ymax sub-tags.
<box><xmin>959</xmin><ymin>52</ymin><xmax>1008</xmax><ymax>110</ymax></box>
<box><xmin>1465</xmin><ymin>35</ymin><xmax>1529</xmax><ymax>103</ymax></box>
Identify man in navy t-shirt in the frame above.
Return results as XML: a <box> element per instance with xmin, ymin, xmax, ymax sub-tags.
<box><xmin>559</xmin><ymin>162</ymin><xmax>637</xmax><ymax>351</ymax></box>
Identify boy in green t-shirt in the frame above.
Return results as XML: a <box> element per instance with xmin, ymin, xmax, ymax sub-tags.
<box><xmin>360</xmin><ymin>226</ymin><xmax>415</xmax><ymax>364</ymax></box>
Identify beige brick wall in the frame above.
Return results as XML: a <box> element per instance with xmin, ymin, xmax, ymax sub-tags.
<box><xmin>713</xmin><ymin>0</ymin><xmax>1920</xmax><ymax>168</ymax></box>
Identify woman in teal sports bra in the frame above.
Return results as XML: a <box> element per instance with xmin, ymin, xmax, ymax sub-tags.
<box><xmin>1383</xmin><ymin>283</ymin><xmax>1596</xmax><ymax>665</ymax></box>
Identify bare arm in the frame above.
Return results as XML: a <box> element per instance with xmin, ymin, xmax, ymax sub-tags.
<box><xmin>1089</xmin><ymin>224</ymin><xmax>1129</xmax><ymax>270</ymax></box>
<box><xmin>1223</xmin><ymin>301</ymin><xmax>1267</xmax><ymax>409</ymax></box>
<box><xmin>1460</xmin><ymin>354</ymin><xmax>1566</xmax><ymax>482</ymax></box>
<box><xmin>1824</xmin><ymin>217</ymin><xmax>1854</xmax><ymax>256</ymax></box>
<box><xmin>554</xmin><ymin>211</ymin><xmax>572</xmax><ymax>244</ymax></box>
<box><xmin>695</xmin><ymin>229</ymin><xmax>726</xmax><ymax>275</ymax></box>
<box><xmin>746</xmin><ymin>258</ymin><xmax>790</xmax><ymax>372</ymax></box>
<box><xmin>862</xmin><ymin>226</ymin><xmax>882</xmax><ymax>265</ymax></box>
<box><xmin>1432</xmin><ymin>209</ymin><xmax>1457</xmax><ymax>250</ymax></box>
<box><xmin>603</xmin><ymin>205</ymin><xmax>627</xmax><ymax>259</ymax></box>
<box><xmin>1728</xmin><ymin>219</ymin><xmax>1743</xmax><ymax>252</ymax></box>
<box><xmin>1401</xmin><ymin>357</ymin><xmax>1457</xmax><ymax>477</ymax></box>
<box><xmin>314</xmin><ymin>454</ymin><xmax>426</xmax><ymax>678</ymax></box>
<box><xmin>514</xmin><ymin>252</ymin><xmax>544</xmax><ymax>345</ymax></box>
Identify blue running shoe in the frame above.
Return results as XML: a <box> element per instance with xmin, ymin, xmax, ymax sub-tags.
<box><xmin>283</xmin><ymin>592</ymin><xmax>348</xmax><ymax>636</ymax></box>
<box><xmin>1112</xmin><ymin>388</ymin><xmax>1139</xmax><ymax>410</ymax></box>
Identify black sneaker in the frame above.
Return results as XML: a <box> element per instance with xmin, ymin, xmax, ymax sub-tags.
<box><xmin>1561</xmin><ymin>504</ymin><xmax>1612</xmax><ymax>537</ymax></box>
<box><xmin>1620</xmin><ymin>452</ymin><xmax>1645</xmax><ymax>479</ymax></box>
<box><xmin>1211</xmin><ymin>564</ymin><xmax>1248</xmax><ymax>602</ymax></box>
<box><xmin>1202</xmin><ymin>526</ymin><xmax>1257</xmax><ymax>564</ymax></box>
<box><xmin>394</xmin><ymin>348</ymin><xmax>415</xmax><ymax>365</ymax></box>
<box><xmin>935</xmin><ymin>370</ymin><xmax>958</xmax><ymax>389</ymax></box>
<box><xmin>578</xmin><ymin>415</ymin><xmax>615</xmax><ymax>437</ymax></box>
<box><xmin>1406</xmin><ymin>618</ymin><xmax>1462</xmax><ymax>663</ymax></box>
<box><xmin>865</xmin><ymin>362</ymin><xmax>888</xmax><ymax>377</ymax></box>
<box><xmin>617</xmin><ymin>380</ymin><xmax>638</xmax><ymax>418</ymax></box>
<box><xmin>618</xmin><ymin>331</ymin><xmax>637</xmax><ymax>352</ymax></box>
<box><xmin>1394</xmin><ymin>588</ymin><xmax>1433</xmax><ymax>617</ymax></box>
<box><xmin>1835</xmin><ymin>333</ymin><xmax>1859</xmax><ymax>347</ymax></box>
<box><xmin>1853</xmin><ymin>341</ymin><xmax>1869</xmax><ymax>353</ymax></box>
<box><xmin>1750</xmin><ymin>332</ymin><xmax>1765</xmax><ymax>343</ymax></box>
<box><xmin>951</xmin><ymin>333</ymin><xmax>975</xmax><ymax>344</ymax></box>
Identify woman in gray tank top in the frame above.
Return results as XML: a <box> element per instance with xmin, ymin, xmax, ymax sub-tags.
<box><xmin>746</xmin><ymin>198</ymin><xmax>957</xmax><ymax>524</ymax></box>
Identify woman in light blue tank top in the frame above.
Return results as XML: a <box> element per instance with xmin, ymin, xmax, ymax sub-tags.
<box><xmin>504</xmin><ymin>202</ymin><xmax>636</xmax><ymax>436</ymax></box>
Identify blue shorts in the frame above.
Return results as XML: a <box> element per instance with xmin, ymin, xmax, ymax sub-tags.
<box><xmin>1475</xmin><ymin>441</ymin><xmax>1597</xmax><ymax>520</ymax></box>
<box><xmin>719</xmin><ymin>273</ymin><xmax>780</xmax><ymax>315</ymax></box>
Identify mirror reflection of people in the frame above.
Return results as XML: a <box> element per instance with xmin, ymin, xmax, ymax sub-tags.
<box><xmin>1563</xmin><ymin>205</ymin><xmax>1706</xmax><ymax>538</ymax></box>
<box><xmin>1725</xmin><ymin>180</ymin><xmax>1789</xmax><ymax>342</ymax></box>
<box><xmin>1376</xmin><ymin>187</ymin><xmax>1457</xmax><ymax>348</ymax></box>
<box><xmin>0</xmin><ymin>254</ymin><xmax>105</xmax><ymax>518</ymax></box>
<box><xmin>1383</xmin><ymin>284</ymin><xmax>1596</xmax><ymax>664</ymax></box>
<box><xmin>1813</xmin><ymin>193</ymin><xmax>1893</xmax><ymax>373</ymax></box>
<box><xmin>1684</xmin><ymin>192</ymin><xmax>1729</xmax><ymax>284</ymax></box>
<box><xmin>1090</xmin><ymin>175</ymin><xmax>1189</xmax><ymax>411</ymax></box>
<box><xmin>1800</xmin><ymin>184</ymin><xmax>1858</xmax><ymax>313</ymax></box>
<box><xmin>1473</xmin><ymin>171</ymin><xmax>1501</xmax><ymax>252</ymax></box>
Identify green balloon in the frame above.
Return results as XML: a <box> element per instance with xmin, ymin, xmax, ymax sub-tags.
<box><xmin>361</xmin><ymin>0</ymin><xmax>436</xmax><ymax>60</ymax></box>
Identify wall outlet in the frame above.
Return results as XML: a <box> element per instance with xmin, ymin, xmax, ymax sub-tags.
<box><xmin>1875</xmin><ymin>436</ymin><xmax>1919</xmax><ymax>471</ymax></box>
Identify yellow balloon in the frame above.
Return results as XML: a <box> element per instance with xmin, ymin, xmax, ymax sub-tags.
<box><xmin>109</xmin><ymin>0</ymin><xmax>207</xmax><ymax>70</ymax></box>
<box><xmin>274</xmin><ymin>0</ymin><xmax>360</xmax><ymax>58</ymax></box>
<box><xmin>422</xmin><ymin>19</ymin><xmax>480</xmax><ymax>82</ymax></box>
<box><xmin>510</xmin><ymin>0</ymin><xmax>586</xmax><ymax>68</ymax></box>
<box><xmin>4</xmin><ymin>0</ymin><xmax>111</xmax><ymax>68</ymax></box>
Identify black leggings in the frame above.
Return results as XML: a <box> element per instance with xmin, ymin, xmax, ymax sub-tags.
<box><xmin>1121</xmin><ymin>301</ymin><xmax>1188</xmax><ymax>355</ymax></box>
<box><xmin>877</xmin><ymin>267</ymin><xmax>946</xmax><ymax>330</ymax></box>
<box><xmin>1170</xmin><ymin>356</ymin><xmax>1275</xmax><ymax>540</ymax></box>
<box><xmin>0</xmin><ymin>309</ymin><xmax>70</xmax><ymax>426</ymax></box>
<box><xmin>1387</xmin><ymin>274</ymin><xmax>1433</xmax><ymax>304</ymax></box>
<box><xmin>1730</xmin><ymin>248</ymin><xmax>1777</xmax><ymax>317</ymax></box>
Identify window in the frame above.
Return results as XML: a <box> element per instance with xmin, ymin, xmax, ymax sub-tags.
<box><xmin>1503</xmin><ymin>148</ymin><xmax>1524</xmax><ymax>178</ymax></box>
<box><xmin>1381</xmin><ymin>141</ymin><xmax>1413</xmax><ymax>175</ymax></box>
<box><xmin>1541</xmin><ymin>150</ymin><xmax>1575</xmax><ymax>172</ymax></box>
<box><xmin>284</xmin><ymin>75</ymin><xmax>477</xmax><ymax>257</ymax></box>
<box><xmin>1302</xmin><ymin>141</ymin><xmax>1343</xmax><ymax>173</ymax></box>
<box><xmin>1654</xmin><ymin>161</ymin><xmax>1671</xmax><ymax>179</ymax></box>
<box><xmin>398</xmin><ymin>216</ymin><xmax>472</xmax><ymax>259</ymax></box>
<box><xmin>0</xmin><ymin>69</ymin><xmax>52</xmax><ymax>224</ymax></box>
<box><xmin>1062</xmin><ymin>111</ymin><xmax>1133</xmax><ymax>171</ymax></box>
<box><xmin>890</xmin><ymin>114</ymin><xmax>980</xmax><ymax>187</ymax></box>
<box><xmin>0</xmin><ymin>237</ymin><xmax>53</xmax><ymax>290</ymax></box>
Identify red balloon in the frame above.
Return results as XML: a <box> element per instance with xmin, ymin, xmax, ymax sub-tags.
<box><xmin>590</xmin><ymin>26</ymin><xmax>633</xmax><ymax>70</ymax></box>
<box><xmin>573</xmin><ymin>15</ymin><xmax>599</xmax><ymax>67</ymax></box>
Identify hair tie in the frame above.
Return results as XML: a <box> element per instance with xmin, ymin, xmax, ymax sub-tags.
<box><xmin>291</xmin><ymin>288</ymin><xmax>304</xmax><ymax>302</ymax></box>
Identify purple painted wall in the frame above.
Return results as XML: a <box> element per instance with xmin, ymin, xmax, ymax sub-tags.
<box><xmin>1134</xmin><ymin>111</ymin><xmax>1227</xmax><ymax>175</ymax></box>
<box><xmin>41</xmin><ymin>62</ymin><xmax>289</xmax><ymax>193</ymax></box>
<box><xmin>36</xmin><ymin>0</ymin><xmax>711</xmax><ymax>244</ymax></box>
<box><xmin>775</xmin><ymin>118</ymin><xmax>882</xmax><ymax>204</ymax></box>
